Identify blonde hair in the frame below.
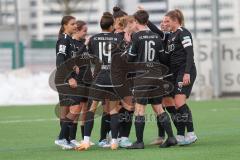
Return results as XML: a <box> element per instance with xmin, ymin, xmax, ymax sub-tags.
<box><xmin>115</xmin><ymin>16</ymin><xmax>128</xmax><ymax>30</ymax></box>
<box><xmin>126</xmin><ymin>16</ymin><xmax>135</xmax><ymax>24</ymax></box>
<box><xmin>165</xmin><ymin>9</ymin><xmax>185</xmax><ymax>26</ymax></box>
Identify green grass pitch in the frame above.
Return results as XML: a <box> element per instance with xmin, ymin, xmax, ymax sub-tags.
<box><xmin>0</xmin><ymin>99</ymin><xmax>240</xmax><ymax>160</ymax></box>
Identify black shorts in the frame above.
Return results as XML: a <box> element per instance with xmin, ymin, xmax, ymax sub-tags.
<box><xmin>136</xmin><ymin>97</ymin><xmax>162</xmax><ymax>106</ymax></box>
<box><xmin>88</xmin><ymin>85</ymin><xmax>119</xmax><ymax>101</ymax></box>
<box><xmin>58</xmin><ymin>81</ymin><xmax>89</xmax><ymax>106</ymax></box>
<box><xmin>58</xmin><ymin>94</ymin><xmax>88</xmax><ymax>106</ymax></box>
<box><xmin>172</xmin><ymin>65</ymin><xmax>197</xmax><ymax>98</ymax></box>
<box><xmin>163</xmin><ymin>72</ymin><xmax>175</xmax><ymax>98</ymax></box>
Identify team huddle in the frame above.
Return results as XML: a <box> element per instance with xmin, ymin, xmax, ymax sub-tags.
<box><xmin>54</xmin><ymin>6</ymin><xmax>198</xmax><ymax>151</ymax></box>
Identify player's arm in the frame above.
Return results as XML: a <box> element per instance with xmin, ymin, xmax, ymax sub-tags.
<box><xmin>56</xmin><ymin>39</ymin><xmax>68</xmax><ymax>68</ymax></box>
<box><xmin>147</xmin><ymin>20</ymin><xmax>165</xmax><ymax>39</ymax></box>
<box><xmin>180</xmin><ymin>30</ymin><xmax>194</xmax><ymax>86</ymax></box>
<box><xmin>56</xmin><ymin>38</ymin><xmax>77</xmax><ymax>88</ymax></box>
<box><xmin>127</xmin><ymin>34</ymin><xmax>138</xmax><ymax>62</ymax></box>
<box><xmin>180</xmin><ymin>30</ymin><xmax>194</xmax><ymax>74</ymax></box>
<box><xmin>87</xmin><ymin>38</ymin><xmax>98</xmax><ymax>78</ymax></box>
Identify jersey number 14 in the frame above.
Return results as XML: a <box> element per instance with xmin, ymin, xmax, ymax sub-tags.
<box><xmin>99</xmin><ymin>42</ymin><xmax>112</xmax><ymax>63</ymax></box>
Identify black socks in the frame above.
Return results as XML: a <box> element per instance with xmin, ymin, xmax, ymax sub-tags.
<box><xmin>185</xmin><ymin>104</ymin><xmax>194</xmax><ymax>132</ymax></box>
<box><xmin>99</xmin><ymin>112</ymin><xmax>110</xmax><ymax>141</ymax></box>
<box><xmin>119</xmin><ymin>108</ymin><xmax>133</xmax><ymax>138</ymax></box>
<box><xmin>135</xmin><ymin>116</ymin><xmax>145</xmax><ymax>143</ymax></box>
<box><xmin>84</xmin><ymin>111</ymin><xmax>95</xmax><ymax>137</ymax></box>
<box><xmin>69</xmin><ymin>123</ymin><xmax>78</xmax><ymax>141</ymax></box>
<box><xmin>59</xmin><ymin>118</ymin><xmax>73</xmax><ymax>140</ymax></box>
<box><xmin>157</xmin><ymin>112</ymin><xmax>174</xmax><ymax>138</ymax></box>
<box><xmin>110</xmin><ymin>113</ymin><xmax>120</xmax><ymax>139</ymax></box>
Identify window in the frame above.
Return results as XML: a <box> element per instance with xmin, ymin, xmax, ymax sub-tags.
<box><xmin>44</xmin><ymin>22</ymin><xmax>60</xmax><ymax>27</ymax></box>
<box><xmin>31</xmin><ymin>24</ymin><xmax>37</xmax><ymax>29</ymax></box>
<box><xmin>220</xmin><ymin>28</ymin><xmax>233</xmax><ymax>32</ymax></box>
<box><xmin>31</xmin><ymin>12</ymin><xmax>37</xmax><ymax>18</ymax></box>
<box><xmin>30</xmin><ymin>0</ymin><xmax>37</xmax><ymax>6</ymax></box>
<box><xmin>147</xmin><ymin>9</ymin><xmax>166</xmax><ymax>14</ymax></box>
<box><xmin>87</xmin><ymin>21</ymin><xmax>98</xmax><ymax>25</ymax></box>
<box><xmin>139</xmin><ymin>0</ymin><xmax>166</xmax><ymax>2</ymax></box>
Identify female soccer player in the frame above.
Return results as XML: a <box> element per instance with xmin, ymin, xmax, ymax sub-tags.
<box><xmin>163</xmin><ymin>9</ymin><xmax>198</xmax><ymax>145</ymax></box>
<box><xmin>146</xmin><ymin>15</ymin><xmax>179</xmax><ymax>145</ymax></box>
<box><xmin>126</xmin><ymin>10</ymin><xmax>177</xmax><ymax>149</ymax></box>
<box><xmin>71</xmin><ymin>20</ymin><xmax>92</xmax><ymax>143</ymax></box>
<box><xmin>136</xmin><ymin>6</ymin><xmax>178</xmax><ymax>145</ymax></box>
<box><xmin>113</xmin><ymin>13</ymin><xmax>135</xmax><ymax>148</ymax></box>
<box><xmin>54</xmin><ymin>15</ymin><xmax>82</xmax><ymax>149</ymax></box>
<box><xmin>76</xmin><ymin>12</ymin><xmax>123</xmax><ymax>150</ymax></box>
<box><xmin>97</xmin><ymin>7</ymin><xmax>128</xmax><ymax>148</ymax></box>
<box><xmin>98</xmin><ymin>7</ymin><xmax>135</xmax><ymax>148</ymax></box>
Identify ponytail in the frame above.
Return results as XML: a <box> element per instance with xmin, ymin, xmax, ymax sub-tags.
<box><xmin>58</xmin><ymin>15</ymin><xmax>75</xmax><ymax>39</ymax></box>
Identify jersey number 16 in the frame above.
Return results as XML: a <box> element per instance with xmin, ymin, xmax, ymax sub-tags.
<box><xmin>144</xmin><ymin>40</ymin><xmax>155</xmax><ymax>62</ymax></box>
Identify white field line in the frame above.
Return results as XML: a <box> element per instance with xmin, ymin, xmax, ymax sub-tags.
<box><xmin>0</xmin><ymin>118</ymin><xmax>58</xmax><ymax>124</ymax></box>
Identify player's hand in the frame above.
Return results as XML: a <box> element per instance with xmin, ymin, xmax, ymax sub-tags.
<box><xmin>124</xmin><ymin>32</ymin><xmax>131</xmax><ymax>42</ymax></box>
<box><xmin>68</xmin><ymin>78</ymin><xmax>77</xmax><ymax>88</ymax></box>
<box><xmin>183</xmin><ymin>73</ymin><xmax>190</xmax><ymax>86</ymax></box>
<box><xmin>120</xmin><ymin>100</ymin><xmax>134</xmax><ymax>111</ymax></box>
<box><xmin>84</xmin><ymin>36</ymin><xmax>91</xmax><ymax>45</ymax></box>
<box><xmin>137</xmin><ymin>5</ymin><xmax>144</xmax><ymax>10</ymax></box>
<box><xmin>73</xmin><ymin>65</ymin><xmax>80</xmax><ymax>75</ymax></box>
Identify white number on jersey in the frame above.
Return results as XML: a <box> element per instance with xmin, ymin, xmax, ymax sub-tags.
<box><xmin>144</xmin><ymin>40</ymin><xmax>156</xmax><ymax>62</ymax></box>
<box><xmin>99</xmin><ymin>42</ymin><xmax>112</xmax><ymax>63</ymax></box>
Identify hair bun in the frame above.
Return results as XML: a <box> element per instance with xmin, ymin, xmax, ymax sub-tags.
<box><xmin>113</xmin><ymin>6</ymin><xmax>121</xmax><ymax>12</ymax></box>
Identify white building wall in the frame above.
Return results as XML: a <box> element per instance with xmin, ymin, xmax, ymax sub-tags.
<box><xmin>168</xmin><ymin>0</ymin><xmax>240</xmax><ymax>37</ymax></box>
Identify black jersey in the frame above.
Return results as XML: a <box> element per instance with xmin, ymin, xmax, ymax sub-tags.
<box><xmin>128</xmin><ymin>30</ymin><xmax>164</xmax><ymax>63</ymax></box>
<box><xmin>115</xmin><ymin>31</ymin><xmax>131</xmax><ymax>53</ymax></box>
<box><xmin>72</xmin><ymin>39</ymin><xmax>92</xmax><ymax>82</ymax></box>
<box><xmin>115</xmin><ymin>31</ymin><xmax>125</xmax><ymax>40</ymax></box>
<box><xmin>56</xmin><ymin>33</ymin><xmax>77</xmax><ymax>82</ymax></box>
<box><xmin>56</xmin><ymin>33</ymin><xmax>76</xmax><ymax>67</ymax></box>
<box><xmin>73</xmin><ymin>39</ymin><xmax>87</xmax><ymax>55</ymax></box>
<box><xmin>88</xmin><ymin>32</ymin><xmax>122</xmax><ymax>86</ymax></box>
<box><xmin>147</xmin><ymin>21</ymin><xmax>171</xmax><ymax>66</ymax></box>
<box><xmin>166</xmin><ymin>27</ymin><xmax>195</xmax><ymax>73</ymax></box>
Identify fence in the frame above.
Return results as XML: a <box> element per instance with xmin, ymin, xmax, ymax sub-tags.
<box><xmin>193</xmin><ymin>36</ymin><xmax>240</xmax><ymax>99</ymax></box>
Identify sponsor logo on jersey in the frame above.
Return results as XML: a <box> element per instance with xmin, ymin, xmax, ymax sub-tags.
<box><xmin>178</xmin><ymin>81</ymin><xmax>183</xmax><ymax>92</ymax></box>
<box><xmin>59</xmin><ymin>45</ymin><xmax>66</xmax><ymax>53</ymax></box>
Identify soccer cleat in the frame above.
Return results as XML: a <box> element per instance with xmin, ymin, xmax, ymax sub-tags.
<box><xmin>126</xmin><ymin>141</ymin><xmax>144</xmax><ymax>149</ymax></box>
<box><xmin>98</xmin><ymin>139</ymin><xmax>111</xmax><ymax>148</ymax></box>
<box><xmin>90</xmin><ymin>141</ymin><xmax>95</xmax><ymax>146</ymax></box>
<box><xmin>176</xmin><ymin>135</ymin><xmax>188</xmax><ymax>146</ymax></box>
<box><xmin>110</xmin><ymin>141</ymin><xmax>119</xmax><ymax>150</ymax></box>
<box><xmin>75</xmin><ymin>141</ymin><xmax>91</xmax><ymax>151</ymax></box>
<box><xmin>80</xmin><ymin>140</ymin><xmax>95</xmax><ymax>146</ymax></box>
<box><xmin>150</xmin><ymin>137</ymin><xmax>165</xmax><ymax>145</ymax></box>
<box><xmin>119</xmin><ymin>138</ymin><xmax>132</xmax><ymax>148</ymax></box>
<box><xmin>185</xmin><ymin>132</ymin><xmax>198</xmax><ymax>144</ymax></box>
<box><xmin>159</xmin><ymin>137</ymin><xmax>177</xmax><ymax>148</ymax></box>
<box><xmin>54</xmin><ymin>139</ymin><xmax>73</xmax><ymax>150</ymax></box>
<box><xmin>70</xmin><ymin>139</ymin><xmax>81</xmax><ymax>148</ymax></box>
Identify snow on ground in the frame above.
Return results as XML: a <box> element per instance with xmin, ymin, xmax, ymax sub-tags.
<box><xmin>0</xmin><ymin>68</ymin><xmax>58</xmax><ymax>106</ymax></box>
